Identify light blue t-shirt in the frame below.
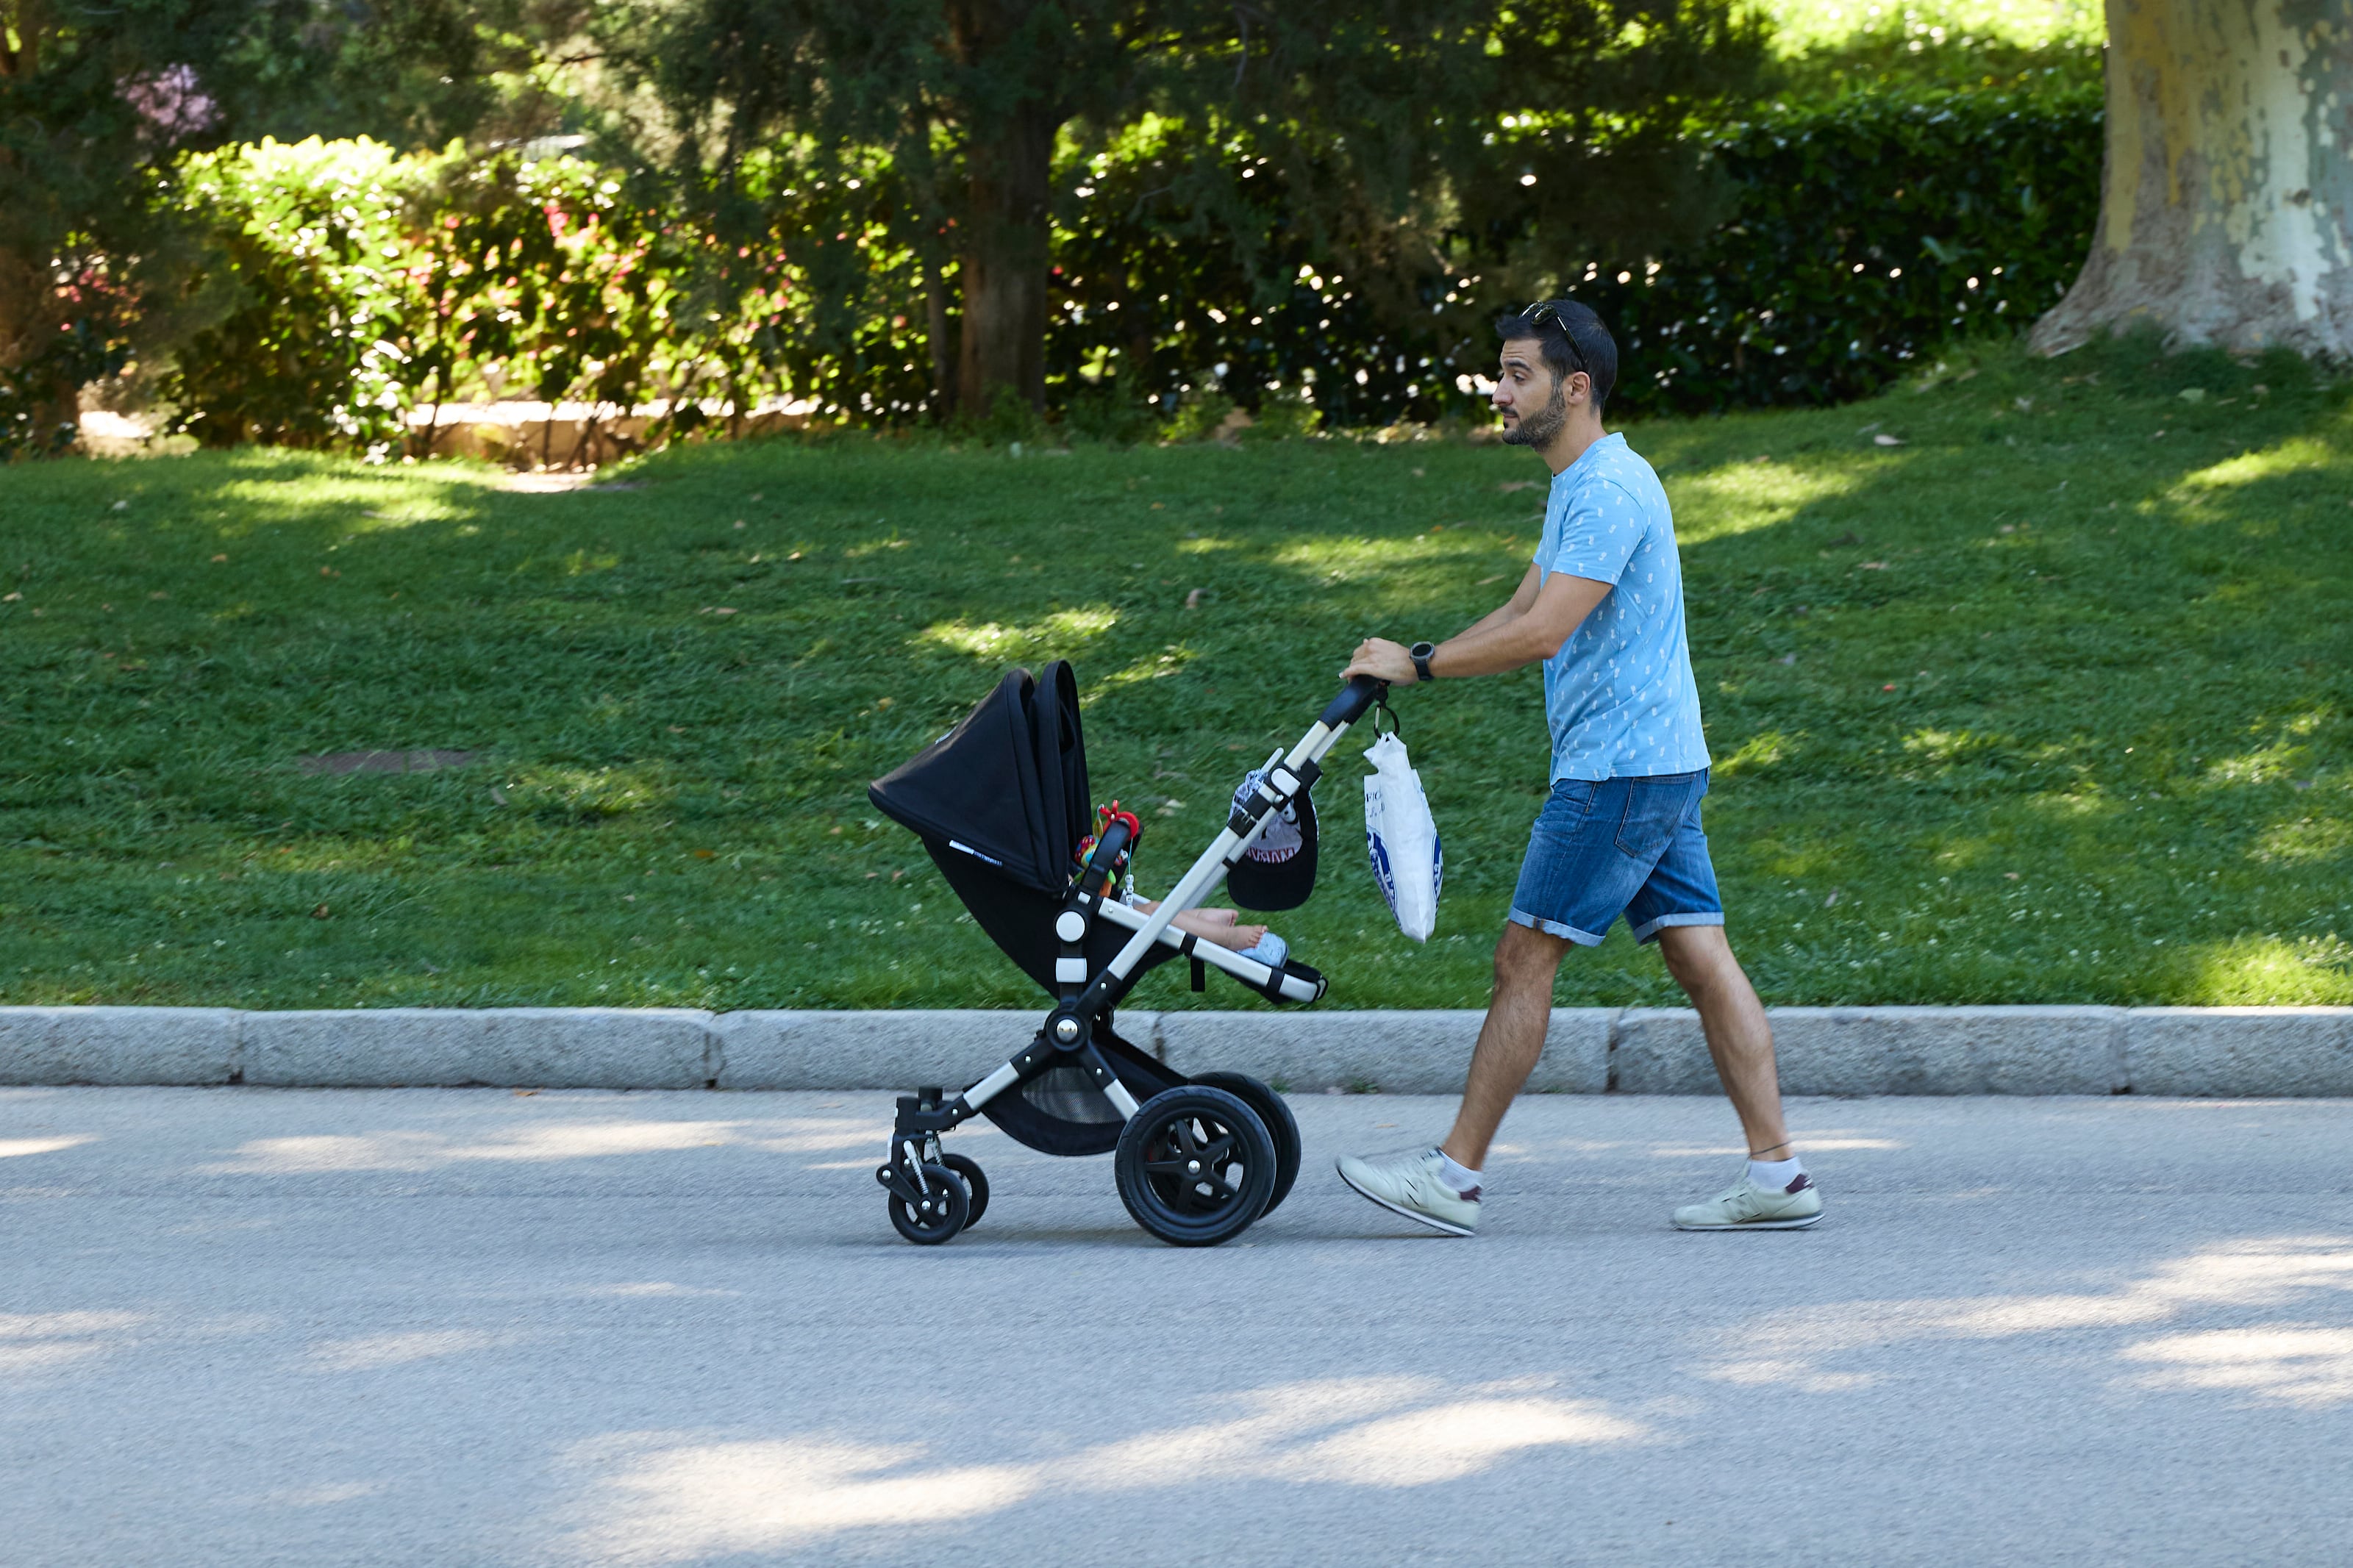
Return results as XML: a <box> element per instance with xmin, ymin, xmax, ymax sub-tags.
<box><xmin>1532</xmin><ymin>432</ymin><xmax>1710</xmax><ymax>781</ymax></box>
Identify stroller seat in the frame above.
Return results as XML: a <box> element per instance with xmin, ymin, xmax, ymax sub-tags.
<box><xmin>866</xmin><ymin>660</ymin><xmax>1393</xmax><ymax>1248</ymax></box>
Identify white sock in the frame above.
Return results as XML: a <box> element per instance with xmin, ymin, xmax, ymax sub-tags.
<box><xmin>1748</xmin><ymin>1155</ymin><xmax>1804</xmax><ymax>1192</ymax></box>
<box><xmin>1435</xmin><ymin>1149</ymin><xmax>1483</xmax><ymax>1194</ymax></box>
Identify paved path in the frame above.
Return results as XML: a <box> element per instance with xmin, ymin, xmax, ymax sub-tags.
<box><xmin>4</xmin><ymin>1088</ymin><xmax>2351</xmax><ymax>1567</ymax></box>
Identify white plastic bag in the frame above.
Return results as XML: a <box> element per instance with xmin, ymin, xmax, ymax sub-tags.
<box><xmin>1363</xmin><ymin>731</ymin><xmax>1443</xmax><ymax>942</ymax></box>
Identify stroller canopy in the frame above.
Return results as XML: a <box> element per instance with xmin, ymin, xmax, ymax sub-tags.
<box><xmin>869</xmin><ymin>662</ymin><xmax>1089</xmax><ymax>895</ymax></box>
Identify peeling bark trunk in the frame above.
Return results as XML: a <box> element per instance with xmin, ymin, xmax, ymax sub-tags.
<box><xmin>2034</xmin><ymin>0</ymin><xmax>2353</xmax><ymax>357</ymax></box>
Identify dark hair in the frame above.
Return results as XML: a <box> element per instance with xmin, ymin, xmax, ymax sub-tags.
<box><xmin>1495</xmin><ymin>300</ymin><xmax>1618</xmax><ymax>413</ymax></box>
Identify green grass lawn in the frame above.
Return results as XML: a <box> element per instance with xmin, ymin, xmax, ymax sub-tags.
<box><xmin>2</xmin><ymin>332</ymin><xmax>2349</xmax><ymax>1012</ymax></box>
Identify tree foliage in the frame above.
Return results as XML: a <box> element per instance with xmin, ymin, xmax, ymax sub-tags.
<box><xmin>598</xmin><ymin>0</ymin><xmax>1769</xmax><ymax>418</ymax></box>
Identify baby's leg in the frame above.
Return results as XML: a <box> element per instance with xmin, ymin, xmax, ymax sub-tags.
<box><xmin>1133</xmin><ymin>900</ymin><xmax>1268</xmax><ymax>953</ymax></box>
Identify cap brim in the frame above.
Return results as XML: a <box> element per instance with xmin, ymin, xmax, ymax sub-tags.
<box><xmin>1226</xmin><ymin>789</ymin><xmax>1318</xmax><ymax>912</ymax></box>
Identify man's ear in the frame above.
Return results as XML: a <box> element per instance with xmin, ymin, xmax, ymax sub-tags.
<box><xmin>1566</xmin><ymin>370</ymin><xmax>1591</xmax><ymax>407</ymax></box>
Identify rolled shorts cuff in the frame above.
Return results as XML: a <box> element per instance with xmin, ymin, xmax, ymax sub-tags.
<box><xmin>1629</xmin><ymin>910</ymin><xmax>1725</xmax><ymax>945</ymax></box>
<box><xmin>1509</xmin><ymin>907</ymin><xmax>1610</xmax><ymax>947</ymax></box>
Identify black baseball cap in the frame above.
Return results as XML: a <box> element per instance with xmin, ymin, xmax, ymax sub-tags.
<box><xmin>1225</xmin><ymin>767</ymin><xmax>1318</xmax><ymax>912</ymax></box>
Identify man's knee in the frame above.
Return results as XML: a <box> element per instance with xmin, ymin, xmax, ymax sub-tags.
<box><xmin>1657</xmin><ymin>924</ymin><xmax>1744</xmax><ymax>995</ymax></box>
<box><xmin>1494</xmin><ymin>920</ymin><xmax>1570</xmax><ymax>989</ymax></box>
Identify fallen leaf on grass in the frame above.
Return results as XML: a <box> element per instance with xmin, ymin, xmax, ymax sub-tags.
<box><xmin>211</xmin><ymin>554</ymin><xmax>227</xmax><ymax>563</ymax></box>
<box><xmin>1860</xmin><ymin>561</ymin><xmax>1888</xmax><ymax>570</ymax></box>
<box><xmin>310</xmin><ymin>903</ymin><xmax>332</xmax><ymax>919</ymax></box>
<box><xmin>1872</xmin><ymin>434</ymin><xmax>1904</xmax><ymax>447</ymax></box>
<box><xmin>1185</xmin><ymin>588</ymin><xmax>1204</xmax><ymax>609</ymax></box>
<box><xmin>698</xmin><ymin>606</ymin><xmax>737</xmax><ymax>615</ymax></box>
<box><xmin>693</xmin><ymin>849</ymin><xmax>716</xmax><ymax>860</ymax></box>
<box><xmin>1882</xmin><ymin>682</ymin><xmax>1896</xmax><ymax>691</ymax></box>
<box><xmin>1</xmin><ymin>593</ymin><xmax>16</xmax><ymax>603</ymax></box>
<box><xmin>1477</xmin><ymin>574</ymin><xmax>1506</xmax><ymax>587</ymax></box>
<box><xmin>1496</xmin><ymin>480</ymin><xmax>1540</xmax><ymax>493</ymax></box>
<box><xmin>319</xmin><ymin>566</ymin><xmax>340</xmax><ymax>578</ymax></box>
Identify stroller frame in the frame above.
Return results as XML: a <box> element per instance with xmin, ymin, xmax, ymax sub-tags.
<box><xmin>875</xmin><ymin>674</ymin><xmax>1392</xmax><ymax>1246</ymax></box>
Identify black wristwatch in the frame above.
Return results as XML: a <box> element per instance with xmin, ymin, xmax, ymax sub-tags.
<box><xmin>1409</xmin><ymin>641</ymin><xmax>1436</xmax><ymax>684</ymax></box>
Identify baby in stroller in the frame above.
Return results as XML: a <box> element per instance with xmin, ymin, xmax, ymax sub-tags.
<box><xmin>867</xmin><ymin>659</ymin><xmax>1390</xmax><ymax>1247</ymax></box>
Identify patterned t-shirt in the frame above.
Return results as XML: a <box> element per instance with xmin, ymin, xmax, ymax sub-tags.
<box><xmin>1532</xmin><ymin>432</ymin><xmax>1710</xmax><ymax>781</ymax></box>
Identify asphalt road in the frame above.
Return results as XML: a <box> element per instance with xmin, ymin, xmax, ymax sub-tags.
<box><xmin>4</xmin><ymin>1086</ymin><xmax>2351</xmax><ymax>1567</ymax></box>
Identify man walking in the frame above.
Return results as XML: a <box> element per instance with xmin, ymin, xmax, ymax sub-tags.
<box><xmin>1335</xmin><ymin>301</ymin><xmax>1820</xmax><ymax>1236</ymax></box>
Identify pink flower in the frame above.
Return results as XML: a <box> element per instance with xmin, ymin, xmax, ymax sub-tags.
<box><xmin>121</xmin><ymin>65</ymin><xmax>218</xmax><ymax>139</ymax></box>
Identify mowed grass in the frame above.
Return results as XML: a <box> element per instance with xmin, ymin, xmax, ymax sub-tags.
<box><xmin>1</xmin><ymin>332</ymin><xmax>2348</xmax><ymax>1012</ymax></box>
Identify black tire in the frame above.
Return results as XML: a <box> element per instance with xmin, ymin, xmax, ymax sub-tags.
<box><xmin>938</xmin><ymin>1153</ymin><xmax>989</xmax><ymax>1229</ymax></box>
<box><xmin>1190</xmin><ymin>1071</ymin><xmax>1301</xmax><ymax>1217</ymax></box>
<box><xmin>1113</xmin><ymin>1086</ymin><xmax>1277</xmax><ymax>1247</ymax></box>
<box><xmin>888</xmin><ymin>1163</ymin><xmax>970</xmax><ymax>1245</ymax></box>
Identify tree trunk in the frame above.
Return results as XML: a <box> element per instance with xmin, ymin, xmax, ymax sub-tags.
<box><xmin>926</xmin><ymin>259</ymin><xmax>960</xmax><ymax>417</ymax></box>
<box><xmin>0</xmin><ymin>247</ymin><xmax>80</xmax><ymax>453</ymax></box>
<box><xmin>954</xmin><ymin>105</ymin><xmax>1057</xmax><ymax>420</ymax></box>
<box><xmin>946</xmin><ymin>0</ymin><xmax>1061</xmax><ymax>420</ymax></box>
<box><xmin>2032</xmin><ymin>0</ymin><xmax>2353</xmax><ymax>357</ymax></box>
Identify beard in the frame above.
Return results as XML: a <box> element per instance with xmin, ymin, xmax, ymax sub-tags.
<box><xmin>1499</xmin><ymin>382</ymin><xmax>1568</xmax><ymax>448</ymax></box>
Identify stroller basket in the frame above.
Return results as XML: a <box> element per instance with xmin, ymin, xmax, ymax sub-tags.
<box><xmin>865</xmin><ymin>662</ymin><xmax>1393</xmax><ymax>1247</ymax></box>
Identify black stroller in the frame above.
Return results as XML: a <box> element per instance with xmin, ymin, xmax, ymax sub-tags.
<box><xmin>867</xmin><ymin>662</ymin><xmax>1393</xmax><ymax>1247</ymax></box>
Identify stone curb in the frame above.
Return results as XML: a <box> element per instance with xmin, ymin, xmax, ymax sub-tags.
<box><xmin>1</xmin><ymin>1006</ymin><xmax>2349</xmax><ymax>1095</ymax></box>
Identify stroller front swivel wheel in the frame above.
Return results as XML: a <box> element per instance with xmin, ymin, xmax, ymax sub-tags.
<box><xmin>1114</xmin><ymin>1086</ymin><xmax>1278</xmax><ymax>1247</ymax></box>
<box><xmin>938</xmin><ymin>1153</ymin><xmax>990</xmax><ymax>1229</ymax></box>
<box><xmin>888</xmin><ymin>1163</ymin><xmax>971</xmax><ymax>1245</ymax></box>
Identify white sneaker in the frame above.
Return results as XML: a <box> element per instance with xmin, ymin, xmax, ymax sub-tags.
<box><xmin>1337</xmin><ymin>1148</ymin><xmax>1480</xmax><ymax>1236</ymax></box>
<box><xmin>1672</xmin><ymin>1168</ymin><xmax>1824</xmax><ymax>1231</ymax></box>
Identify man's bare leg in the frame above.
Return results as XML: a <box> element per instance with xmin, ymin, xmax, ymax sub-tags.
<box><xmin>1655</xmin><ymin>924</ymin><xmax>1791</xmax><ymax>1157</ymax></box>
<box><xmin>1439</xmin><ymin>920</ymin><xmax>1573</xmax><ymax>1172</ymax></box>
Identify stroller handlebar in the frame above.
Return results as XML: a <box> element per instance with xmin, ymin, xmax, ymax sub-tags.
<box><xmin>1317</xmin><ymin>674</ymin><xmax>1390</xmax><ymax>730</ymax></box>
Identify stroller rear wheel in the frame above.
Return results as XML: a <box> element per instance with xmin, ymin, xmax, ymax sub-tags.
<box><xmin>1114</xmin><ymin>1086</ymin><xmax>1277</xmax><ymax>1247</ymax></box>
<box><xmin>888</xmin><ymin>1163</ymin><xmax>971</xmax><ymax>1245</ymax></box>
<box><xmin>1188</xmin><ymin>1072</ymin><xmax>1301</xmax><ymax>1218</ymax></box>
<box><xmin>938</xmin><ymin>1153</ymin><xmax>990</xmax><ymax>1228</ymax></box>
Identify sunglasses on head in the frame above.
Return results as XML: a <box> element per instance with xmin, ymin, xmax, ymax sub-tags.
<box><xmin>1512</xmin><ymin>301</ymin><xmax>1590</xmax><ymax>378</ymax></box>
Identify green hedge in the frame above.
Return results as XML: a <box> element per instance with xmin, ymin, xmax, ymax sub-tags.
<box><xmin>112</xmin><ymin>85</ymin><xmax>2102</xmax><ymax>453</ymax></box>
<box><xmin>1570</xmin><ymin>87</ymin><xmax>2105</xmax><ymax>414</ymax></box>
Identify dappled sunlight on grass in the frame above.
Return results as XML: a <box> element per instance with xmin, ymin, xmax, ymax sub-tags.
<box><xmin>2167</xmin><ymin>436</ymin><xmax>2341</xmax><ymax>501</ymax></box>
<box><xmin>1712</xmin><ymin>728</ymin><xmax>1793</xmax><ymax>779</ymax></box>
<box><xmin>1671</xmin><ymin>457</ymin><xmax>1871</xmax><ymax>546</ymax></box>
<box><xmin>917</xmin><ymin>606</ymin><xmax>1120</xmax><ymax>661</ymax></box>
<box><xmin>2182</xmin><ymin>934</ymin><xmax>2353</xmax><ymax>1005</ymax></box>
<box><xmin>507</xmin><ymin>763</ymin><xmax>678</xmax><ymax>818</ymax></box>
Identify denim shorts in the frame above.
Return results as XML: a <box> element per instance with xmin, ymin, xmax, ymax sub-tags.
<box><xmin>1508</xmin><ymin>770</ymin><xmax>1724</xmax><ymax>946</ymax></box>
